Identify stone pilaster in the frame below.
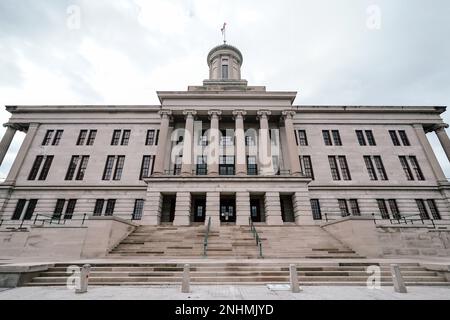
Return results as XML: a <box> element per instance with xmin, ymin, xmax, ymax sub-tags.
<box><xmin>153</xmin><ymin>110</ymin><xmax>172</xmax><ymax>175</ymax></box>
<box><xmin>173</xmin><ymin>192</ymin><xmax>191</xmax><ymax>226</ymax></box>
<box><xmin>206</xmin><ymin>191</ymin><xmax>220</xmax><ymax>229</ymax></box>
<box><xmin>236</xmin><ymin>191</ymin><xmax>251</xmax><ymax>225</ymax></box>
<box><xmin>257</xmin><ymin>110</ymin><xmax>273</xmax><ymax>175</ymax></box>
<box><xmin>233</xmin><ymin>110</ymin><xmax>247</xmax><ymax>176</ymax></box>
<box><xmin>264</xmin><ymin>192</ymin><xmax>283</xmax><ymax>225</ymax></box>
<box><xmin>5</xmin><ymin>123</ymin><xmax>39</xmax><ymax>184</ymax></box>
<box><xmin>413</xmin><ymin>124</ymin><xmax>446</xmax><ymax>181</ymax></box>
<box><xmin>0</xmin><ymin>125</ymin><xmax>17</xmax><ymax>167</ymax></box>
<box><xmin>282</xmin><ymin>110</ymin><xmax>302</xmax><ymax>175</ymax></box>
<box><xmin>207</xmin><ymin>110</ymin><xmax>221</xmax><ymax>176</ymax></box>
<box><xmin>181</xmin><ymin>110</ymin><xmax>197</xmax><ymax>176</ymax></box>
<box><xmin>293</xmin><ymin>191</ymin><xmax>314</xmax><ymax>225</ymax></box>
<box><xmin>142</xmin><ymin>191</ymin><xmax>162</xmax><ymax>225</ymax></box>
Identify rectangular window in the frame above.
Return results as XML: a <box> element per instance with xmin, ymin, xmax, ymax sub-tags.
<box><xmin>363</xmin><ymin>156</ymin><xmax>377</xmax><ymax>180</ymax></box>
<box><xmin>377</xmin><ymin>199</ymin><xmax>390</xmax><ymax>219</ymax></box>
<box><xmin>297</xmin><ymin>130</ymin><xmax>308</xmax><ymax>146</ymax></box>
<box><xmin>140</xmin><ymin>155</ymin><xmax>153</xmax><ymax>180</ymax></box>
<box><xmin>111</xmin><ymin>130</ymin><xmax>121</xmax><ymax>145</ymax></box>
<box><xmin>365</xmin><ymin>130</ymin><xmax>376</xmax><ymax>146</ymax></box>
<box><xmin>113</xmin><ymin>156</ymin><xmax>125</xmax><ymax>180</ymax></box>
<box><xmin>174</xmin><ymin>155</ymin><xmax>182</xmax><ymax>175</ymax></box>
<box><xmin>338</xmin><ymin>156</ymin><xmax>351</xmax><ymax>180</ymax></box>
<box><xmin>65</xmin><ymin>155</ymin><xmax>80</xmax><ymax>180</ymax></box>
<box><xmin>322</xmin><ymin>130</ymin><xmax>332</xmax><ymax>146</ymax></box>
<box><xmin>219</xmin><ymin>156</ymin><xmax>235</xmax><ymax>175</ymax></box>
<box><xmin>64</xmin><ymin>199</ymin><xmax>77</xmax><ymax>219</ymax></box>
<box><xmin>328</xmin><ymin>156</ymin><xmax>340</xmax><ymax>180</ymax></box>
<box><xmin>338</xmin><ymin>199</ymin><xmax>349</xmax><ymax>217</ymax></box>
<box><xmin>23</xmin><ymin>199</ymin><xmax>38</xmax><ymax>220</ymax></box>
<box><xmin>247</xmin><ymin>156</ymin><xmax>257</xmax><ymax>175</ymax></box>
<box><xmin>77</xmin><ymin>130</ymin><xmax>88</xmax><ymax>145</ymax></box>
<box><xmin>196</xmin><ymin>156</ymin><xmax>208</xmax><ymax>175</ymax></box>
<box><xmin>42</xmin><ymin>130</ymin><xmax>54</xmax><ymax>146</ymax></box>
<box><xmin>409</xmin><ymin>156</ymin><xmax>424</xmax><ymax>180</ymax></box>
<box><xmin>415</xmin><ymin>199</ymin><xmax>430</xmax><ymax>220</ymax></box>
<box><xmin>86</xmin><ymin>130</ymin><xmax>97</xmax><ymax>145</ymax></box>
<box><xmin>75</xmin><ymin>156</ymin><xmax>89</xmax><ymax>180</ymax></box>
<box><xmin>52</xmin><ymin>130</ymin><xmax>63</xmax><ymax>145</ymax></box>
<box><xmin>398</xmin><ymin>130</ymin><xmax>410</xmax><ymax>146</ymax></box>
<box><xmin>105</xmin><ymin>199</ymin><xmax>116</xmax><ymax>216</ymax></box>
<box><xmin>349</xmin><ymin>199</ymin><xmax>360</xmax><ymax>216</ymax></box>
<box><xmin>221</xmin><ymin>64</ymin><xmax>228</xmax><ymax>79</ymax></box>
<box><xmin>300</xmin><ymin>155</ymin><xmax>314</xmax><ymax>180</ymax></box>
<box><xmin>38</xmin><ymin>155</ymin><xmax>53</xmax><ymax>180</ymax></box>
<box><xmin>332</xmin><ymin>130</ymin><xmax>342</xmax><ymax>146</ymax></box>
<box><xmin>53</xmin><ymin>199</ymin><xmax>65</xmax><ymax>219</ymax></box>
<box><xmin>356</xmin><ymin>130</ymin><xmax>366</xmax><ymax>146</ymax></box>
<box><xmin>388</xmin><ymin>199</ymin><xmax>401</xmax><ymax>220</ymax></box>
<box><xmin>132</xmin><ymin>199</ymin><xmax>144</xmax><ymax>220</ymax></box>
<box><xmin>245</xmin><ymin>135</ymin><xmax>255</xmax><ymax>147</ymax></box>
<box><xmin>93</xmin><ymin>199</ymin><xmax>104</xmax><ymax>216</ymax></box>
<box><xmin>121</xmin><ymin>130</ymin><xmax>131</xmax><ymax>145</ymax></box>
<box><xmin>389</xmin><ymin>130</ymin><xmax>401</xmax><ymax>146</ymax></box>
<box><xmin>310</xmin><ymin>199</ymin><xmax>322</xmax><ymax>220</ymax></box>
<box><xmin>373</xmin><ymin>156</ymin><xmax>388</xmax><ymax>180</ymax></box>
<box><xmin>102</xmin><ymin>156</ymin><xmax>115</xmax><ymax>180</ymax></box>
<box><xmin>399</xmin><ymin>156</ymin><xmax>414</xmax><ymax>180</ymax></box>
<box><xmin>11</xmin><ymin>199</ymin><xmax>26</xmax><ymax>220</ymax></box>
<box><xmin>28</xmin><ymin>156</ymin><xmax>44</xmax><ymax>180</ymax></box>
<box><xmin>426</xmin><ymin>200</ymin><xmax>440</xmax><ymax>220</ymax></box>
<box><xmin>146</xmin><ymin>130</ymin><xmax>156</xmax><ymax>145</ymax></box>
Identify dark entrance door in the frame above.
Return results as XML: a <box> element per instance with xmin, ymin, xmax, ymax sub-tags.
<box><xmin>250</xmin><ymin>199</ymin><xmax>261</xmax><ymax>222</ymax></box>
<box><xmin>193</xmin><ymin>199</ymin><xmax>206</xmax><ymax>222</ymax></box>
<box><xmin>220</xmin><ymin>199</ymin><xmax>236</xmax><ymax>222</ymax></box>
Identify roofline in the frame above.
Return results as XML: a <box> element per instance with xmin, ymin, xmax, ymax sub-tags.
<box><xmin>293</xmin><ymin>105</ymin><xmax>447</xmax><ymax>114</ymax></box>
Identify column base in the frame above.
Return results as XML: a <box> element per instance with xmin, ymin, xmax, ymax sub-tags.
<box><xmin>266</xmin><ymin>215</ymin><xmax>284</xmax><ymax>225</ymax></box>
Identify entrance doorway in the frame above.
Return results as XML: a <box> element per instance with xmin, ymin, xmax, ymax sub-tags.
<box><xmin>280</xmin><ymin>194</ymin><xmax>295</xmax><ymax>222</ymax></box>
<box><xmin>160</xmin><ymin>194</ymin><xmax>176</xmax><ymax>223</ymax></box>
<box><xmin>192</xmin><ymin>194</ymin><xmax>206</xmax><ymax>223</ymax></box>
<box><xmin>220</xmin><ymin>195</ymin><xmax>236</xmax><ymax>223</ymax></box>
<box><xmin>250</xmin><ymin>195</ymin><xmax>265</xmax><ymax>222</ymax></box>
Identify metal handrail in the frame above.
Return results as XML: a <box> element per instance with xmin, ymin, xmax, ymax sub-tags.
<box><xmin>370</xmin><ymin>213</ymin><xmax>450</xmax><ymax>229</ymax></box>
<box><xmin>0</xmin><ymin>213</ymin><xmax>89</xmax><ymax>229</ymax></box>
<box><xmin>203</xmin><ymin>217</ymin><xmax>211</xmax><ymax>257</ymax></box>
<box><xmin>249</xmin><ymin>217</ymin><xmax>263</xmax><ymax>258</ymax></box>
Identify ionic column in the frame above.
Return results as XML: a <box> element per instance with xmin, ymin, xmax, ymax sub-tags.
<box><xmin>206</xmin><ymin>191</ymin><xmax>220</xmax><ymax>229</ymax></box>
<box><xmin>0</xmin><ymin>125</ymin><xmax>17</xmax><ymax>167</ymax></box>
<box><xmin>257</xmin><ymin>110</ymin><xmax>272</xmax><ymax>175</ymax></box>
<box><xmin>413</xmin><ymin>124</ymin><xmax>446</xmax><ymax>181</ymax></box>
<box><xmin>142</xmin><ymin>191</ymin><xmax>163</xmax><ymax>225</ymax></box>
<box><xmin>264</xmin><ymin>192</ymin><xmax>283</xmax><ymax>225</ymax></box>
<box><xmin>434</xmin><ymin>124</ymin><xmax>450</xmax><ymax>162</ymax></box>
<box><xmin>153</xmin><ymin>110</ymin><xmax>172</xmax><ymax>175</ymax></box>
<box><xmin>233</xmin><ymin>110</ymin><xmax>247</xmax><ymax>175</ymax></box>
<box><xmin>207</xmin><ymin>110</ymin><xmax>222</xmax><ymax>176</ymax></box>
<box><xmin>5</xmin><ymin>123</ymin><xmax>39</xmax><ymax>184</ymax></box>
<box><xmin>173</xmin><ymin>192</ymin><xmax>191</xmax><ymax>226</ymax></box>
<box><xmin>236</xmin><ymin>191</ymin><xmax>251</xmax><ymax>225</ymax></box>
<box><xmin>282</xmin><ymin>111</ymin><xmax>302</xmax><ymax>176</ymax></box>
<box><xmin>181</xmin><ymin>110</ymin><xmax>197</xmax><ymax>176</ymax></box>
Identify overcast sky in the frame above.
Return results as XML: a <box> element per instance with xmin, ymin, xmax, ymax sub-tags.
<box><xmin>0</xmin><ymin>0</ymin><xmax>449</xmax><ymax>178</ymax></box>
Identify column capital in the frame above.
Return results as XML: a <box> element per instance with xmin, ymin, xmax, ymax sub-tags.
<box><xmin>232</xmin><ymin>110</ymin><xmax>247</xmax><ymax>119</ymax></box>
<box><xmin>427</xmin><ymin>123</ymin><xmax>449</xmax><ymax>133</ymax></box>
<box><xmin>281</xmin><ymin>110</ymin><xmax>296</xmax><ymax>120</ymax></box>
<box><xmin>3</xmin><ymin>123</ymin><xmax>21</xmax><ymax>131</ymax></box>
<box><xmin>183</xmin><ymin>110</ymin><xmax>197</xmax><ymax>119</ymax></box>
<box><xmin>257</xmin><ymin>110</ymin><xmax>271</xmax><ymax>119</ymax></box>
<box><xmin>159</xmin><ymin>110</ymin><xmax>172</xmax><ymax>119</ymax></box>
<box><xmin>208</xmin><ymin>110</ymin><xmax>222</xmax><ymax>119</ymax></box>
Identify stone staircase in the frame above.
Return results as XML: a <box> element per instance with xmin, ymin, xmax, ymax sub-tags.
<box><xmin>109</xmin><ymin>224</ymin><xmax>361</xmax><ymax>259</ymax></box>
<box><xmin>25</xmin><ymin>261</ymin><xmax>450</xmax><ymax>286</ymax></box>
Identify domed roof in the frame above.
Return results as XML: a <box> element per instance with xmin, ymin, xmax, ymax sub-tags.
<box><xmin>207</xmin><ymin>44</ymin><xmax>243</xmax><ymax>66</ymax></box>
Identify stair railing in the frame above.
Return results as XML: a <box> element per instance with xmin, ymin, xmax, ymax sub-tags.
<box><xmin>203</xmin><ymin>217</ymin><xmax>211</xmax><ymax>257</ymax></box>
<box><xmin>249</xmin><ymin>217</ymin><xmax>263</xmax><ymax>258</ymax></box>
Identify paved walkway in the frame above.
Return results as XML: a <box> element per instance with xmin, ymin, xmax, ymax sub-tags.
<box><xmin>1</xmin><ymin>285</ymin><xmax>449</xmax><ymax>300</ymax></box>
